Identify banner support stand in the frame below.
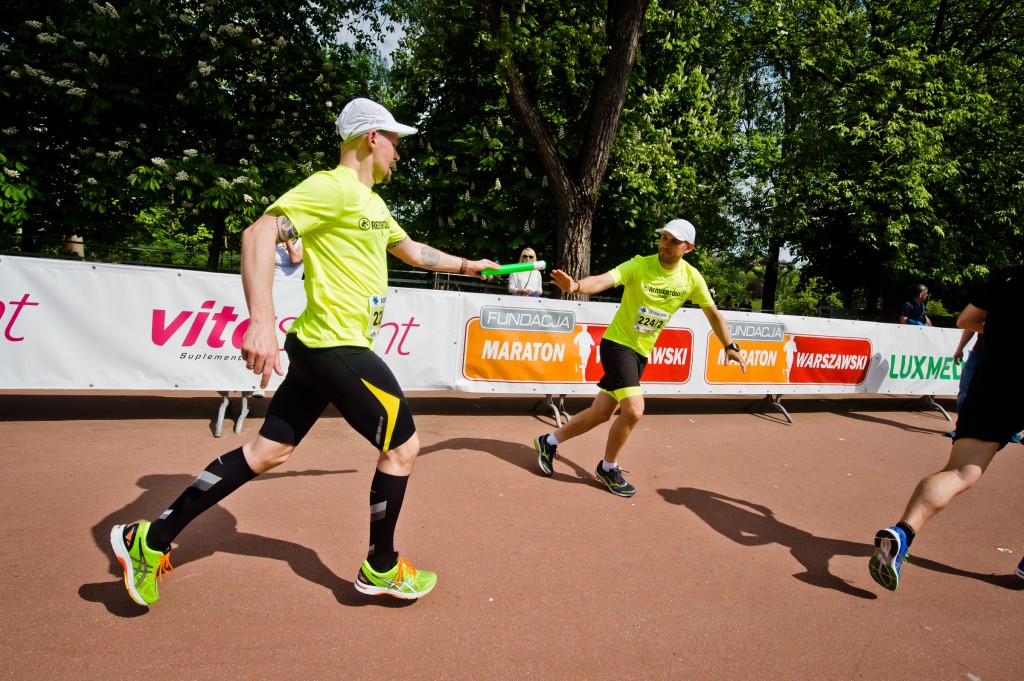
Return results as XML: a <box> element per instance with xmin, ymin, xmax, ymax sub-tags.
<box><xmin>912</xmin><ymin>394</ymin><xmax>952</xmax><ymax>422</ymax></box>
<box><xmin>745</xmin><ymin>394</ymin><xmax>794</xmax><ymax>424</ymax></box>
<box><xmin>532</xmin><ymin>394</ymin><xmax>571</xmax><ymax>428</ymax></box>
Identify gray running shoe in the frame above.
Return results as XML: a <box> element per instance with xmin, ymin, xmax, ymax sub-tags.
<box><xmin>534</xmin><ymin>434</ymin><xmax>557</xmax><ymax>476</ymax></box>
<box><xmin>594</xmin><ymin>461</ymin><xmax>636</xmax><ymax>497</ymax></box>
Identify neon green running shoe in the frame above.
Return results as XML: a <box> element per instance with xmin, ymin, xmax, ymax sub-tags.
<box><xmin>110</xmin><ymin>522</ymin><xmax>173</xmax><ymax>606</ymax></box>
<box><xmin>355</xmin><ymin>557</ymin><xmax>437</xmax><ymax>599</ymax></box>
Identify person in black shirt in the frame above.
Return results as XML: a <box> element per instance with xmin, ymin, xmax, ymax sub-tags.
<box><xmin>899</xmin><ymin>284</ymin><xmax>932</xmax><ymax>326</ymax></box>
<box><xmin>870</xmin><ymin>265</ymin><xmax>1024</xmax><ymax>590</ymax></box>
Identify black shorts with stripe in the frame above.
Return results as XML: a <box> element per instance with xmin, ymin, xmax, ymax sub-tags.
<box><xmin>258</xmin><ymin>334</ymin><xmax>415</xmax><ymax>452</ymax></box>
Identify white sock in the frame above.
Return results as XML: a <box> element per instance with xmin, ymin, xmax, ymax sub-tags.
<box><xmin>601</xmin><ymin>460</ymin><xmax>618</xmax><ymax>472</ymax></box>
<box><xmin>546</xmin><ymin>434</ymin><xmax>559</xmax><ymax>446</ymax></box>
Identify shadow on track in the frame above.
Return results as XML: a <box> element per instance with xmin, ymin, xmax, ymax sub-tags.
<box><xmin>418</xmin><ymin>436</ymin><xmax>605</xmax><ymax>491</ymax></box>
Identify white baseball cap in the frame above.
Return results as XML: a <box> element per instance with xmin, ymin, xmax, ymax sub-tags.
<box><xmin>657</xmin><ymin>219</ymin><xmax>696</xmax><ymax>243</ymax></box>
<box><xmin>335</xmin><ymin>98</ymin><xmax>418</xmax><ymax>142</ymax></box>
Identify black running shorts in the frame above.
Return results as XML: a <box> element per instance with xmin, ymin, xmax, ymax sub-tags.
<box><xmin>953</xmin><ymin>361</ymin><xmax>1023</xmax><ymax>447</ymax></box>
<box><xmin>596</xmin><ymin>338</ymin><xmax>648</xmax><ymax>400</ymax></box>
<box><xmin>259</xmin><ymin>334</ymin><xmax>416</xmax><ymax>452</ymax></box>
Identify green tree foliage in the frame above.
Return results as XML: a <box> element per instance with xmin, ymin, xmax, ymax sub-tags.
<box><xmin>2</xmin><ymin>0</ymin><xmax>378</xmax><ymax>268</ymax></box>
<box><xmin>598</xmin><ymin>2</ymin><xmax>743</xmax><ymax>272</ymax></box>
<box><xmin>382</xmin><ymin>1</ymin><xmax>741</xmax><ymax>282</ymax></box>
<box><xmin>4</xmin><ymin>0</ymin><xmax>1020</xmax><ymax>303</ymax></box>
<box><xmin>383</xmin><ymin>0</ymin><xmax>653</xmax><ymax>280</ymax></box>
<box><xmin>731</xmin><ymin>0</ymin><xmax>1024</xmax><ymax>315</ymax></box>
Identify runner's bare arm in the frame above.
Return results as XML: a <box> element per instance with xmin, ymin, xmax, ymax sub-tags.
<box><xmin>952</xmin><ymin>329</ymin><xmax>975</xmax><ymax>364</ymax></box>
<box><xmin>956</xmin><ymin>304</ymin><xmax>986</xmax><ymax>334</ymax></box>
<box><xmin>273</xmin><ymin>213</ymin><xmax>298</xmax><ymax>243</ymax></box>
<box><xmin>550</xmin><ymin>269</ymin><xmax>613</xmax><ymax>295</ymax></box>
<box><xmin>240</xmin><ymin>214</ymin><xmax>284</xmax><ymax>386</ymax></box>
<box><xmin>702</xmin><ymin>305</ymin><xmax>747</xmax><ymax>373</ymax></box>
<box><xmin>387</xmin><ymin>236</ymin><xmax>498</xmax><ymax>279</ymax></box>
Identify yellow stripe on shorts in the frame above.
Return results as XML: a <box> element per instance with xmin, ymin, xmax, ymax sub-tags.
<box><xmin>361</xmin><ymin>378</ymin><xmax>400</xmax><ymax>451</ymax></box>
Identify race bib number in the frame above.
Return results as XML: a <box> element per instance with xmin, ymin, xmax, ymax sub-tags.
<box><xmin>633</xmin><ymin>306</ymin><xmax>669</xmax><ymax>333</ymax></box>
<box><xmin>367</xmin><ymin>294</ymin><xmax>387</xmax><ymax>338</ymax></box>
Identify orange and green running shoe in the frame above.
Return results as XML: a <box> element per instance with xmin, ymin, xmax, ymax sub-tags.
<box><xmin>355</xmin><ymin>557</ymin><xmax>437</xmax><ymax>599</ymax></box>
<box><xmin>110</xmin><ymin>521</ymin><xmax>173</xmax><ymax>606</ymax></box>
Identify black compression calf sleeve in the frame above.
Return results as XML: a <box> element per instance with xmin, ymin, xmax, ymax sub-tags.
<box><xmin>367</xmin><ymin>469</ymin><xmax>409</xmax><ymax>573</ymax></box>
<box><xmin>146</xmin><ymin>447</ymin><xmax>257</xmax><ymax>552</ymax></box>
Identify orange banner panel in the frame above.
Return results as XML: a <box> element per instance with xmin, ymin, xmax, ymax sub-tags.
<box><xmin>464</xmin><ymin>320</ymin><xmax>604</xmax><ymax>383</ymax></box>
<box><xmin>705</xmin><ymin>335</ymin><xmax>788</xmax><ymax>384</ymax></box>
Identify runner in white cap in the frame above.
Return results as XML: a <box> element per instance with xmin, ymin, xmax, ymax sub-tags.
<box><xmin>534</xmin><ymin>219</ymin><xmax>746</xmax><ymax>496</ymax></box>
<box><xmin>111</xmin><ymin>98</ymin><xmax>498</xmax><ymax>605</ymax></box>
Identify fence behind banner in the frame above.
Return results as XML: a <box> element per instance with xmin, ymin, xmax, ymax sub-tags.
<box><xmin>1</xmin><ymin>256</ymin><xmax>963</xmax><ymax>398</ymax></box>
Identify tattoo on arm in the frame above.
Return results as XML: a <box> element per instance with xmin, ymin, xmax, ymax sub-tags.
<box><xmin>420</xmin><ymin>245</ymin><xmax>441</xmax><ymax>267</ymax></box>
<box><xmin>275</xmin><ymin>215</ymin><xmax>297</xmax><ymax>243</ymax></box>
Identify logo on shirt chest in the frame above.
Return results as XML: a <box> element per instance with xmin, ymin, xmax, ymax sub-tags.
<box><xmin>641</xmin><ymin>283</ymin><xmax>684</xmax><ymax>298</ymax></box>
<box><xmin>358</xmin><ymin>218</ymin><xmax>390</xmax><ymax>231</ymax></box>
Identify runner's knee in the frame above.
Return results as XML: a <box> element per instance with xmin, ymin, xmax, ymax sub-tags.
<box><xmin>617</xmin><ymin>397</ymin><xmax>644</xmax><ymax>423</ymax></box>
<box><xmin>383</xmin><ymin>432</ymin><xmax>420</xmax><ymax>469</ymax></box>
<box><xmin>244</xmin><ymin>437</ymin><xmax>295</xmax><ymax>474</ymax></box>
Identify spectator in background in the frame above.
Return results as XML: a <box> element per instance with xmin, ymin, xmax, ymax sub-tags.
<box><xmin>508</xmin><ymin>247</ymin><xmax>543</xmax><ymax>296</ymax></box>
<box><xmin>900</xmin><ymin>284</ymin><xmax>932</xmax><ymax>326</ymax></box>
<box><xmin>63</xmin><ymin>233</ymin><xmax>85</xmax><ymax>260</ymax></box>
<box><xmin>273</xmin><ymin>236</ymin><xmax>304</xmax><ymax>281</ymax></box>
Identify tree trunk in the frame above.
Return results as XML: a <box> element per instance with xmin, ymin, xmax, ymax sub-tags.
<box><xmin>205</xmin><ymin>209</ymin><xmax>229</xmax><ymax>271</ymax></box>
<box><xmin>761</xmin><ymin>237</ymin><xmax>784</xmax><ymax>312</ymax></box>
<box><xmin>480</xmin><ymin>0</ymin><xmax>649</xmax><ymax>294</ymax></box>
<box><xmin>555</xmin><ymin>187</ymin><xmax>595</xmax><ymax>295</ymax></box>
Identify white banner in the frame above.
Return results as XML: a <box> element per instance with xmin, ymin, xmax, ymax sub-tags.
<box><xmin>1</xmin><ymin>256</ymin><xmax>961</xmax><ymax>396</ymax></box>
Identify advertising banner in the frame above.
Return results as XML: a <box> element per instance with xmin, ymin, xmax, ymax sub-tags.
<box><xmin>1</xmin><ymin>256</ymin><xmax>961</xmax><ymax>396</ymax></box>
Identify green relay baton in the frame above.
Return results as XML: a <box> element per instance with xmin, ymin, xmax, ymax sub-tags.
<box><xmin>481</xmin><ymin>260</ymin><xmax>547</xmax><ymax>276</ymax></box>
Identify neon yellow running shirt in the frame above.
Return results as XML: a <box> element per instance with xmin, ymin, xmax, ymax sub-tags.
<box><xmin>265</xmin><ymin>165</ymin><xmax>407</xmax><ymax>349</ymax></box>
<box><xmin>602</xmin><ymin>254</ymin><xmax>713</xmax><ymax>358</ymax></box>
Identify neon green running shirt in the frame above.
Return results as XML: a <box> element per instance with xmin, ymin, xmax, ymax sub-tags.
<box><xmin>265</xmin><ymin>165</ymin><xmax>407</xmax><ymax>349</ymax></box>
<box><xmin>602</xmin><ymin>254</ymin><xmax>713</xmax><ymax>357</ymax></box>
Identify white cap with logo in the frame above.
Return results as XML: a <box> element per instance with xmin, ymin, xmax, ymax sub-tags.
<box><xmin>335</xmin><ymin>98</ymin><xmax>418</xmax><ymax>142</ymax></box>
<box><xmin>656</xmin><ymin>219</ymin><xmax>696</xmax><ymax>244</ymax></box>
